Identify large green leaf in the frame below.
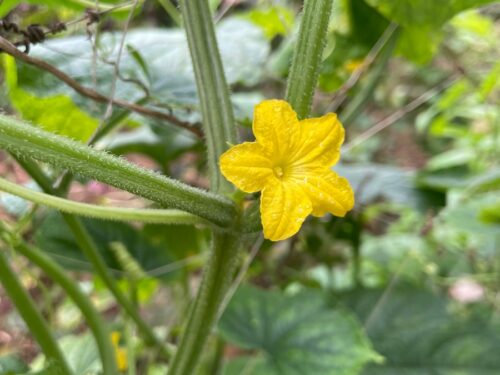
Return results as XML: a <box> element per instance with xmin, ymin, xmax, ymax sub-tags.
<box><xmin>34</xmin><ymin>213</ymin><xmax>179</xmax><ymax>281</ymax></box>
<box><xmin>334</xmin><ymin>286</ymin><xmax>500</xmax><ymax>375</ymax></box>
<box><xmin>219</xmin><ymin>286</ymin><xmax>381</xmax><ymax>375</ymax></box>
<box><xmin>364</xmin><ymin>0</ymin><xmax>498</xmax><ymax>63</ymax></box>
<box><xmin>16</xmin><ymin>19</ymin><xmax>269</xmax><ymax>122</ymax></box>
<box><xmin>0</xmin><ymin>355</ymin><xmax>29</xmax><ymax>375</ymax></box>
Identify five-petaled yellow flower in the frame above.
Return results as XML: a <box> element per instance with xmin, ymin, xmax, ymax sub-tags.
<box><xmin>220</xmin><ymin>100</ymin><xmax>354</xmax><ymax>241</ymax></box>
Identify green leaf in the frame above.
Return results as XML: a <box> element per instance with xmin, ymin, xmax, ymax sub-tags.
<box><xmin>3</xmin><ymin>56</ymin><xmax>98</xmax><ymax>142</ymax></box>
<box><xmin>58</xmin><ymin>334</ymin><xmax>100</xmax><ymax>375</ymax></box>
<box><xmin>364</xmin><ymin>0</ymin><xmax>497</xmax><ymax>29</ymax></box>
<box><xmin>34</xmin><ymin>213</ymin><xmax>180</xmax><ymax>281</ymax></box>
<box><xmin>16</xmin><ymin>19</ymin><xmax>269</xmax><ymax>122</ymax></box>
<box><xmin>364</xmin><ymin>0</ymin><xmax>498</xmax><ymax>63</ymax></box>
<box><xmin>0</xmin><ymin>355</ymin><xmax>29</xmax><ymax>375</ymax></box>
<box><xmin>334</xmin><ymin>163</ymin><xmax>444</xmax><ymax>210</ymax></box>
<box><xmin>219</xmin><ymin>286</ymin><xmax>381</xmax><ymax>375</ymax></box>
<box><xmin>334</xmin><ymin>286</ymin><xmax>500</xmax><ymax>375</ymax></box>
<box><xmin>440</xmin><ymin>192</ymin><xmax>500</xmax><ymax>238</ymax></box>
<box><xmin>241</xmin><ymin>5</ymin><xmax>294</xmax><ymax>40</ymax></box>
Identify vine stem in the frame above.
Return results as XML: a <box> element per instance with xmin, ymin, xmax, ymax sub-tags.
<box><xmin>0</xmin><ymin>176</ymin><xmax>209</xmax><ymax>226</ymax></box>
<box><xmin>180</xmin><ymin>0</ymin><xmax>237</xmax><ymax>193</ymax></box>
<box><xmin>13</xmin><ymin>157</ymin><xmax>172</xmax><ymax>360</ymax></box>
<box><xmin>167</xmin><ymin>1</ymin><xmax>241</xmax><ymax>374</ymax></box>
<box><xmin>0</xmin><ymin>114</ymin><xmax>235</xmax><ymax>227</ymax></box>
<box><xmin>0</xmin><ymin>247</ymin><xmax>73</xmax><ymax>375</ymax></box>
<box><xmin>167</xmin><ymin>233</ymin><xmax>241</xmax><ymax>375</ymax></box>
<box><xmin>0</xmin><ymin>226</ymin><xmax>119</xmax><ymax>375</ymax></box>
<box><xmin>286</xmin><ymin>0</ymin><xmax>334</xmax><ymax>119</ymax></box>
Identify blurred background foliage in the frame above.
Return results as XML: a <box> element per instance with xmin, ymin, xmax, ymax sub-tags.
<box><xmin>0</xmin><ymin>0</ymin><xmax>499</xmax><ymax>374</ymax></box>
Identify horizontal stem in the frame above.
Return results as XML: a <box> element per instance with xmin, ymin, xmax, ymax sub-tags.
<box><xmin>0</xmin><ymin>177</ymin><xmax>209</xmax><ymax>226</ymax></box>
<box><xmin>0</xmin><ymin>114</ymin><xmax>236</xmax><ymax>227</ymax></box>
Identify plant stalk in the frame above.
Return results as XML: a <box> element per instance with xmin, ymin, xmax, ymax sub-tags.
<box><xmin>0</xmin><ymin>114</ymin><xmax>236</xmax><ymax>227</ymax></box>
<box><xmin>179</xmin><ymin>0</ymin><xmax>237</xmax><ymax>193</ymax></box>
<box><xmin>0</xmin><ymin>176</ymin><xmax>209</xmax><ymax>226</ymax></box>
<box><xmin>13</xmin><ymin>157</ymin><xmax>172</xmax><ymax>360</ymax></box>
<box><xmin>167</xmin><ymin>233</ymin><xmax>241</xmax><ymax>375</ymax></box>
<box><xmin>7</xmin><ymin>237</ymin><xmax>119</xmax><ymax>375</ymax></box>
<box><xmin>286</xmin><ymin>0</ymin><xmax>334</xmax><ymax>119</ymax></box>
<box><xmin>0</xmin><ymin>248</ymin><xmax>73</xmax><ymax>375</ymax></box>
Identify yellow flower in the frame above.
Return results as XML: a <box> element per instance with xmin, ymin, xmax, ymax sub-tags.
<box><xmin>220</xmin><ymin>100</ymin><xmax>354</xmax><ymax>241</ymax></box>
<box><xmin>111</xmin><ymin>331</ymin><xmax>128</xmax><ymax>372</ymax></box>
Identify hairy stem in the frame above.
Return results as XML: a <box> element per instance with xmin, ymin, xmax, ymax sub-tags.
<box><xmin>0</xmin><ymin>114</ymin><xmax>236</xmax><ymax>227</ymax></box>
<box><xmin>0</xmin><ymin>177</ymin><xmax>208</xmax><ymax>226</ymax></box>
<box><xmin>180</xmin><ymin>0</ymin><xmax>237</xmax><ymax>193</ymax></box>
<box><xmin>0</xmin><ymin>248</ymin><xmax>73</xmax><ymax>375</ymax></box>
<box><xmin>286</xmin><ymin>0</ymin><xmax>334</xmax><ymax>119</ymax></box>
<box><xmin>167</xmin><ymin>233</ymin><xmax>241</xmax><ymax>375</ymax></box>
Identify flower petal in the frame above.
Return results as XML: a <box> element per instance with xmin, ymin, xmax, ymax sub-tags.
<box><xmin>253</xmin><ymin>100</ymin><xmax>300</xmax><ymax>158</ymax></box>
<box><xmin>292</xmin><ymin>113</ymin><xmax>344</xmax><ymax>167</ymax></box>
<box><xmin>299</xmin><ymin>169</ymin><xmax>354</xmax><ymax>217</ymax></box>
<box><xmin>220</xmin><ymin>142</ymin><xmax>273</xmax><ymax>193</ymax></box>
<box><xmin>260</xmin><ymin>180</ymin><xmax>312</xmax><ymax>241</ymax></box>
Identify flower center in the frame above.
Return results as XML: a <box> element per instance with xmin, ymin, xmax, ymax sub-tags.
<box><xmin>273</xmin><ymin>166</ymin><xmax>284</xmax><ymax>178</ymax></box>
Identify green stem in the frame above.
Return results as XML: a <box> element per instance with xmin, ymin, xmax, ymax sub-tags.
<box><xmin>0</xmin><ymin>114</ymin><xmax>235</xmax><ymax>227</ymax></box>
<box><xmin>0</xmin><ymin>176</ymin><xmax>209</xmax><ymax>226</ymax></box>
<box><xmin>0</xmin><ymin>248</ymin><xmax>72</xmax><ymax>375</ymax></box>
<box><xmin>285</xmin><ymin>0</ymin><xmax>334</xmax><ymax>119</ymax></box>
<box><xmin>167</xmin><ymin>233</ymin><xmax>241</xmax><ymax>375</ymax></box>
<box><xmin>7</xmin><ymin>237</ymin><xmax>119</xmax><ymax>375</ymax></box>
<box><xmin>180</xmin><ymin>0</ymin><xmax>237</xmax><ymax>193</ymax></box>
<box><xmin>157</xmin><ymin>0</ymin><xmax>182</xmax><ymax>27</ymax></box>
<box><xmin>13</xmin><ymin>158</ymin><xmax>172</xmax><ymax>360</ymax></box>
<box><xmin>63</xmin><ymin>215</ymin><xmax>172</xmax><ymax>360</ymax></box>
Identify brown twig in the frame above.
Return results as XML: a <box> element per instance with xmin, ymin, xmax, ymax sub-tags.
<box><xmin>0</xmin><ymin>36</ymin><xmax>202</xmax><ymax>137</ymax></box>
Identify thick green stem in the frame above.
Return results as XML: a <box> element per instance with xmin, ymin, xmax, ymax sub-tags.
<box><xmin>0</xmin><ymin>249</ymin><xmax>72</xmax><ymax>375</ymax></box>
<box><xmin>180</xmin><ymin>0</ymin><xmax>237</xmax><ymax>193</ymax></box>
<box><xmin>167</xmin><ymin>233</ymin><xmax>241</xmax><ymax>375</ymax></box>
<box><xmin>286</xmin><ymin>0</ymin><xmax>334</xmax><ymax>119</ymax></box>
<box><xmin>8</xmin><ymin>238</ymin><xmax>119</xmax><ymax>375</ymax></box>
<box><xmin>0</xmin><ymin>176</ymin><xmax>209</xmax><ymax>226</ymax></box>
<box><xmin>0</xmin><ymin>114</ymin><xmax>235</xmax><ymax>227</ymax></box>
<box><xmin>166</xmin><ymin>2</ymin><xmax>242</xmax><ymax>374</ymax></box>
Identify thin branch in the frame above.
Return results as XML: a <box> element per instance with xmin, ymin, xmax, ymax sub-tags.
<box><xmin>0</xmin><ymin>37</ymin><xmax>202</xmax><ymax>137</ymax></box>
<box><xmin>344</xmin><ymin>75</ymin><xmax>460</xmax><ymax>152</ymax></box>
